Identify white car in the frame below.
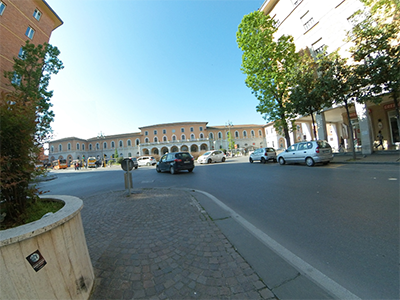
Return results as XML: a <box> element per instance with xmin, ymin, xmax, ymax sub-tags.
<box><xmin>249</xmin><ymin>147</ymin><xmax>277</xmax><ymax>163</ymax></box>
<box><xmin>197</xmin><ymin>150</ymin><xmax>226</xmax><ymax>164</ymax></box>
<box><xmin>137</xmin><ymin>156</ymin><xmax>157</xmax><ymax>166</ymax></box>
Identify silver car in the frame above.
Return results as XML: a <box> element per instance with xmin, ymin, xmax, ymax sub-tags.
<box><xmin>277</xmin><ymin>140</ymin><xmax>333</xmax><ymax>167</ymax></box>
<box><xmin>249</xmin><ymin>147</ymin><xmax>277</xmax><ymax>163</ymax></box>
<box><xmin>197</xmin><ymin>150</ymin><xmax>226</xmax><ymax>164</ymax></box>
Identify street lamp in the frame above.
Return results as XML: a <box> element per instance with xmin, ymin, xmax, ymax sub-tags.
<box><xmin>97</xmin><ymin>131</ymin><xmax>106</xmax><ymax>167</ymax></box>
<box><xmin>225</xmin><ymin>121</ymin><xmax>233</xmax><ymax>153</ymax></box>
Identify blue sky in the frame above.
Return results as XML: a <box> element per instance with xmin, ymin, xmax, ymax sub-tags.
<box><xmin>46</xmin><ymin>0</ymin><xmax>264</xmax><ymax>140</ymax></box>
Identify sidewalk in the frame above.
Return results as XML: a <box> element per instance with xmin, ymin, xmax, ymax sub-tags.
<box><xmin>82</xmin><ymin>189</ymin><xmax>278</xmax><ymax>300</ymax></box>
<box><xmin>332</xmin><ymin>150</ymin><xmax>399</xmax><ymax>164</ymax></box>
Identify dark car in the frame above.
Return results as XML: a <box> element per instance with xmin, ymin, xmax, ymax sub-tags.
<box><xmin>156</xmin><ymin>152</ymin><xmax>194</xmax><ymax>174</ymax></box>
<box><xmin>128</xmin><ymin>157</ymin><xmax>139</xmax><ymax>169</ymax></box>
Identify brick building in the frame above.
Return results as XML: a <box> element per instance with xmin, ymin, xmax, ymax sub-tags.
<box><xmin>0</xmin><ymin>0</ymin><xmax>63</xmax><ymax>93</ymax></box>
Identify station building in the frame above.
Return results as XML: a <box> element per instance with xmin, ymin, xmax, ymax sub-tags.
<box><xmin>260</xmin><ymin>0</ymin><xmax>399</xmax><ymax>153</ymax></box>
<box><xmin>48</xmin><ymin>122</ymin><xmax>266</xmax><ymax>164</ymax></box>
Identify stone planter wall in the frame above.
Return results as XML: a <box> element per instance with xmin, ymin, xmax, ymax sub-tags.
<box><xmin>0</xmin><ymin>195</ymin><xmax>94</xmax><ymax>300</ymax></box>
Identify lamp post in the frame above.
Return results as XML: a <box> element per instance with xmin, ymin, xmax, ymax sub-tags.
<box><xmin>225</xmin><ymin>121</ymin><xmax>233</xmax><ymax>154</ymax></box>
<box><xmin>97</xmin><ymin>131</ymin><xmax>105</xmax><ymax>167</ymax></box>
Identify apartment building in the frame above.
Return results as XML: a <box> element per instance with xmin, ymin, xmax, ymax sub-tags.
<box><xmin>0</xmin><ymin>0</ymin><xmax>63</xmax><ymax>93</ymax></box>
<box><xmin>260</xmin><ymin>0</ymin><xmax>399</xmax><ymax>153</ymax></box>
<box><xmin>48</xmin><ymin>122</ymin><xmax>266</xmax><ymax>164</ymax></box>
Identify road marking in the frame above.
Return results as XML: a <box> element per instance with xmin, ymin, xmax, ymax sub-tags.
<box><xmin>193</xmin><ymin>189</ymin><xmax>362</xmax><ymax>300</ymax></box>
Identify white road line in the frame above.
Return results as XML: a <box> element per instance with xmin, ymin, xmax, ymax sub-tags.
<box><xmin>194</xmin><ymin>189</ymin><xmax>362</xmax><ymax>300</ymax></box>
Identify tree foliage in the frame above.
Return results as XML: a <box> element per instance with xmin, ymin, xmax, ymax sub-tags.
<box><xmin>0</xmin><ymin>41</ymin><xmax>63</xmax><ymax>225</ymax></box>
<box><xmin>237</xmin><ymin>11</ymin><xmax>299</xmax><ymax>147</ymax></box>
<box><xmin>288</xmin><ymin>49</ymin><xmax>333</xmax><ymax>140</ymax></box>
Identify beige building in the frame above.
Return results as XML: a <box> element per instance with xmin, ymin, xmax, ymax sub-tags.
<box><xmin>260</xmin><ymin>0</ymin><xmax>399</xmax><ymax>153</ymax></box>
<box><xmin>48</xmin><ymin>122</ymin><xmax>266</xmax><ymax>164</ymax></box>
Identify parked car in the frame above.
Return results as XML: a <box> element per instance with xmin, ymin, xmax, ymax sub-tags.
<box><xmin>137</xmin><ymin>156</ymin><xmax>157</xmax><ymax>166</ymax></box>
<box><xmin>249</xmin><ymin>147</ymin><xmax>277</xmax><ymax>163</ymax></box>
<box><xmin>128</xmin><ymin>157</ymin><xmax>139</xmax><ymax>169</ymax></box>
<box><xmin>197</xmin><ymin>150</ymin><xmax>226</xmax><ymax>164</ymax></box>
<box><xmin>156</xmin><ymin>152</ymin><xmax>195</xmax><ymax>174</ymax></box>
<box><xmin>277</xmin><ymin>140</ymin><xmax>333</xmax><ymax>167</ymax></box>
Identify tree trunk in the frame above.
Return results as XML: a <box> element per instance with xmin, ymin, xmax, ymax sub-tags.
<box><xmin>311</xmin><ymin>113</ymin><xmax>317</xmax><ymax>140</ymax></box>
<box><xmin>345</xmin><ymin>101</ymin><xmax>357</xmax><ymax>160</ymax></box>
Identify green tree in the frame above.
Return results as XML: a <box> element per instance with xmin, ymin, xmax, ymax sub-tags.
<box><xmin>114</xmin><ymin>148</ymin><xmax>119</xmax><ymax>159</ymax></box>
<box><xmin>348</xmin><ymin>0</ymin><xmax>400</xmax><ymax>142</ymax></box>
<box><xmin>237</xmin><ymin>11</ymin><xmax>299</xmax><ymax>147</ymax></box>
<box><xmin>288</xmin><ymin>48</ymin><xmax>333</xmax><ymax>140</ymax></box>
<box><xmin>0</xmin><ymin>41</ymin><xmax>63</xmax><ymax>225</ymax></box>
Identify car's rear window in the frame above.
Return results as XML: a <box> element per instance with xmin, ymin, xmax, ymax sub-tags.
<box><xmin>176</xmin><ymin>153</ymin><xmax>192</xmax><ymax>160</ymax></box>
<box><xmin>317</xmin><ymin>141</ymin><xmax>331</xmax><ymax>148</ymax></box>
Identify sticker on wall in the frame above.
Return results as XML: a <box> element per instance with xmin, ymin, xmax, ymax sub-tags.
<box><xmin>26</xmin><ymin>250</ymin><xmax>47</xmax><ymax>272</ymax></box>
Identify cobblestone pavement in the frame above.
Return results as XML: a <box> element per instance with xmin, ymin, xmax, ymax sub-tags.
<box><xmin>81</xmin><ymin>188</ymin><xmax>277</xmax><ymax>300</ymax></box>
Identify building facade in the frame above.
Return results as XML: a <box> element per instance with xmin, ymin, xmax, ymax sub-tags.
<box><xmin>48</xmin><ymin>122</ymin><xmax>266</xmax><ymax>164</ymax></box>
<box><xmin>0</xmin><ymin>0</ymin><xmax>63</xmax><ymax>93</ymax></box>
<box><xmin>260</xmin><ymin>0</ymin><xmax>399</xmax><ymax>153</ymax></box>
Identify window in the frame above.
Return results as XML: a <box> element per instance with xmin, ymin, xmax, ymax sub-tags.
<box><xmin>172</xmin><ymin>135</ymin><xmax>176</xmax><ymax>141</ymax></box>
<box><xmin>11</xmin><ymin>72</ymin><xmax>21</xmax><ymax>85</ymax></box>
<box><xmin>119</xmin><ymin>141</ymin><xmax>123</xmax><ymax>147</ymax></box>
<box><xmin>200</xmin><ymin>133</ymin><xmax>204</xmax><ymax>139</ymax></box>
<box><xmin>25</xmin><ymin>26</ymin><xmax>35</xmax><ymax>39</ymax></box>
<box><xmin>181</xmin><ymin>134</ymin><xmax>186</xmax><ymax>140</ymax></box>
<box><xmin>163</xmin><ymin>136</ymin><xmax>167</xmax><ymax>142</ymax></box>
<box><xmin>243</xmin><ymin>131</ymin><xmax>247</xmax><ymax>137</ymax></box>
<box><xmin>218</xmin><ymin>132</ymin><xmax>222</xmax><ymax>139</ymax></box>
<box><xmin>33</xmin><ymin>9</ymin><xmax>41</xmax><ymax>21</ymax></box>
<box><xmin>18</xmin><ymin>47</ymin><xmax>25</xmax><ymax>59</ymax></box>
<box><xmin>51</xmin><ymin>146</ymin><xmax>54</xmax><ymax>152</ymax></box>
<box><xmin>58</xmin><ymin>144</ymin><xmax>62</xmax><ymax>151</ymax></box>
<box><xmin>77</xmin><ymin>143</ymin><xmax>80</xmax><ymax>150</ymax></box>
<box><xmin>154</xmin><ymin>137</ymin><xmax>158</xmax><ymax>142</ymax></box>
<box><xmin>127</xmin><ymin>140</ymin><xmax>131</xmax><ymax>146</ymax></box>
<box><xmin>209</xmin><ymin>133</ymin><xmax>214</xmax><ymax>139</ymax></box>
<box><xmin>154</xmin><ymin>130</ymin><xmax>157</xmax><ymax>135</ymax></box>
<box><xmin>136</xmin><ymin>139</ymin><xmax>140</xmax><ymax>145</ymax></box>
<box><xmin>190</xmin><ymin>133</ymin><xmax>195</xmax><ymax>140</ymax></box>
<box><xmin>67</xmin><ymin>143</ymin><xmax>71</xmax><ymax>150</ymax></box>
<box><xmin>111</xmin><ymin>141</ymin><xmax>115</xmax><ymax>148</ymax></box>
<box><xmin>190</xmin><ymin>127</ymin><xmax>194</xmax><ymax>132</ymax></box>
<box><xmin>96</xmin><ymin>143</ymin><xmax>100</xmax><ymax>150</ymax></box>
<box><xmin>145</xmin><ymin>137</ymin><xmax>149</xmax><ymax>143</ymax></box>
<box><xmin>145</xmin><ymin>131</ymin><xmax>148</xmax><ymax>136</ymax></box>
<box><xmin>301</xmin><ymin>12</ymin><xmax>315</xmax><ymax>31</ymax></box>
<box><xmin>259</xmin><ymin>130</ymin><xmax>262</xmax><ymax>136</ymax></box>
<box><xmin>181</xmin><ymin>128</ymin><xmax>185</xmax><ymax>133</ymax></box>
<box><xmin>251</xmin><ymin>130</ymin><xmax>255</xmax><ymax>137</ymax></box>
<box><xmin>82</xmin><ymin>144</ymin><xmax>85</xmax><ymax>150</ymax></box>
<box><xmin>235</xmin><ymin>131</ymin><xmax>239</xmax><ymax>138</ymax></box>
<box><xmin>103</xmin><ymin>142</ymin><xmax>107</xmax><ymax>149</ymax></box>
<box><xmin>89</xmin><ymin>144</ymin><xmax>92</xmax><ymax>150</ymax></box>
<box><xmin>128</xmin><ymin>152</ymin><xmax>132</xmax><ymax>157</ymax></box>
<box><xmin>199</xmin><ymin>127</ymin><xmax>203</xmax><ymax>131</ymax></box>
<box><xmin>312</xmin><ymin>38</ymin><xmax>325</xmax><ymax>55</ymax></box>
<box><xmin>0</xmin><ymin>2</ymin><xmax>6</xmax><ymax>15</ymax></box>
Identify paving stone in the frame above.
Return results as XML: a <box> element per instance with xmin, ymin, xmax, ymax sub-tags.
<box><xmin>83</xmin><ymin>189</ymin><xmax>276</xmax><ymax>300</ymax></box>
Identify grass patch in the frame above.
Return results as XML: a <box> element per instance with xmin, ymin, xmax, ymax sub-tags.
<box><xmin>1</xmin><ymin>199</ymin><xmax>64</xmax><ymax>230</ymax></box>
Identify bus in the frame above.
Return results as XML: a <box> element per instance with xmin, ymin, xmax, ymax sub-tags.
<box><xmin>52</xmin><ymin>159</ymin><xmax>67</xmax><ymax>170</ymax></box>
<box><xmin>87</xmin><ymin>157</ymin><xmax>97</xmax><ymax>168</ymax></box>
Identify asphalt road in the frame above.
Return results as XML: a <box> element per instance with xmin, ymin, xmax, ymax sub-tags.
<box><xmin>40</xmin><ymin>157</ymin><xmax>399</xmax><ymax>299</ymax></box>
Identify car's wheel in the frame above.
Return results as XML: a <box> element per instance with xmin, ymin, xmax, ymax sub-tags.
<box><xmin>207</xmin><ymin>158</ymin><xmax>212</xmax><ymax>164</ymax></box>
<box><xmin>279</xmin><ymin>157</ymin><xmax>285</xmax><ymax>165</ymax></box>
<box><xmin>146</xmin><ymin>162</ymin><xmax>151</xmax><ymax>166</ymax></box>
<box><xmin>222</xmin><ymin>157</ymin><xmax>226</xmax><ymax>162</ymax></box>
<box><xmin>156</xmin><ymin>166</ymin><xmax>161</xmax><ymax>173</ymax></box>
<box><xmin>188</xmin><ymin>168</ymin><xmax>193</xmax><ymax>172</ymax></box>
<box><xmin>249</xmin><ymin>158</ymin><xmax>253</xmax><ymax>163</ymax></box>
<box><xmin>261</xmin><ymin>157</ymin><xmax>266</xmax><ymax>164</ymax></box>
<box><xmin>306</xmin><ymin>157</ymin><xmax>315</xmax><ymax>167</ymax></box>
<box><xmin>135</xmin><ymin>166</ymin><xmax>138</xmax><ymax>169</ymax></box>
<box><xmin>170</xmin><ymin>166</ymin><xmax>176</xmax><ymax>174</ymax></box>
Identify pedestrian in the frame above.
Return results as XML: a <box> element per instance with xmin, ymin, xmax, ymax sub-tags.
<box><xmin>74</xmin><ymin>162</ymin><xmax>77</xmax><ymax>170</ymax></box>
<box><xmin>376</xmin><ymin>131</ymin><xmax>385</xmax><ymax>150</ymax></box>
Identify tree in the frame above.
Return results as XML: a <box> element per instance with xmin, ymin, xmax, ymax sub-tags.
<box><xmin>237</xmin><ymin>11</ymin><xmax>299</xmax><ymax>147</ymax></box>
<box><xmin>348</xmin><ymin>0</ymin><xmax>400</xmax><ymax>143</ymax></box>
<box><xmin>288</xmin><ymin>48</ymin><xmax>333</xmax><ymax>140</ymax></box>
<box><xmin>0</xmin><ymin>41</ymin><xmax>63</xmax><ymax>224</ymax></box>
<box><xmin>114</xmin><ymin>149</ymin><xmax>119</xmax><ymax>159</ymax></box>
